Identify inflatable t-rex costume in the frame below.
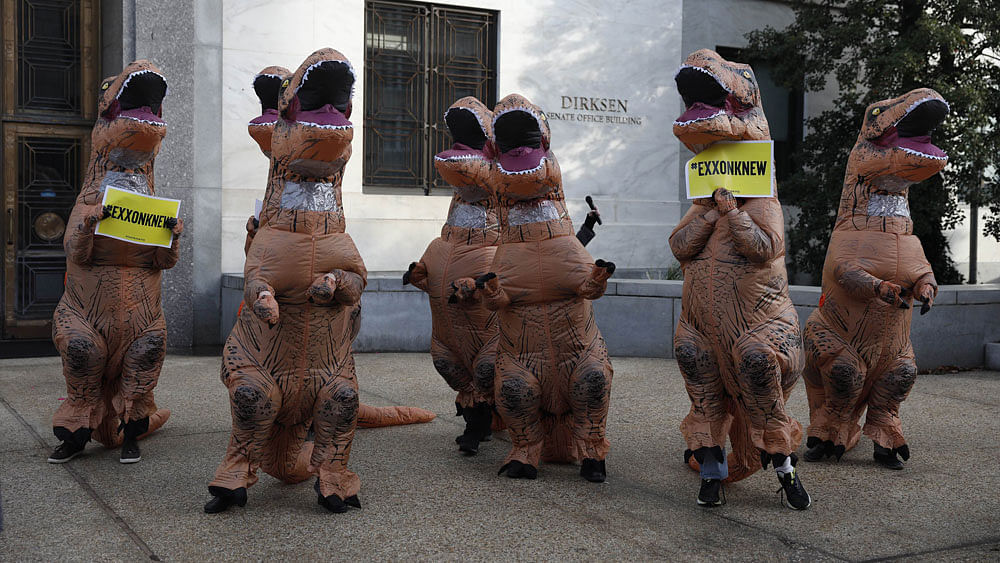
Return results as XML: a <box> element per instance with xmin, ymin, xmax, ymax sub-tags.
<box><xmin>802</xmin><ymin>89</ymin><xmax>948</xmax><ymax>470</ymax></box>
<box><xmin>242</xmin><ymin>65</ymin><xmax>433</xmax><ymax>430</ymax></box>
<box><xmin>458</xmin><ymin>94</ymin><xmax>615</xmax><ymax>483</ymax></box>
<box><xmin>49</xmin><ymin>60</ymin><xmax>177</xmax><ymax>465</ymax></box>
<box><xmin>207</xmin><ymin>49</ymin><xmax>430</xmax><ymax>515</ymax></box>
<box><xmin>669</xmin><ymin>49</ymin><xmax>809</xmax><ymax>509</ymax></box>
<box><xmin>403</xmin><ymin>97</ymin><xmax>500</xmax><ymax>454</ymax></box>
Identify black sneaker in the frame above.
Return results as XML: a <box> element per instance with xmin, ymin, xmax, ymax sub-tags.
<box><xmin>120</xmin><ymin>437</ymin><xmax>141</xmax><ymax>464</ymax></box>
<box><xmin>873</xmin><ymin>444</ymin><xmax>904</xmax><ymax>470</ymax></box>
<box><xmin>697</xmin><ymin>479</ymin><xmax>725</xmax><ymax>506</ymax></box>
<box><xmin>47</xmin><ymin>440</ymin><xmax>85</xmax><ymax>464</ymax></box>
<box><xmin>776</xmin><ymin>468</ymin><xmax>812</xmax><ymax>510</ymax></box>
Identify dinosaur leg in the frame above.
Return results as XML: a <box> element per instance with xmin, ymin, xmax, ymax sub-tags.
<box><xmin>674</xmin><ymin>319</ymin><xmax>729</xmax><ymax>477</ymax></box>
<box><xmin>730</xmin><ymin>330</ymin><xmax>800</xmax><ymax>466</ymax></box>
<box><xmin>495</xmin><ymin>354</ymin><xmax>543</xmax><ymax>478</ymax></box>
<box><xmin>209</xmin><ymin>365</ymin><xmax>282</xmax><ymax>494</ymax></box>
<box><xmin>311</xmin><ymin>371</ymin><xmax>361</xmax><ymax>510</ymax></box>
<box><xmin>431</xmin><ymin>337</ymin><xmax>477</xmax><ymax>408</ymax></box>
<box><xmin>50</xmin><ymin>309</ymin><xmax>107</xmax><ymax>460</ymax></box>
<box><xmin>863</xmin><ymin>357</ymin><xmax>917</xmax><ymax>457</ymax></box>
<box><xmin>567</xmin><ymin>344</ymin><xmax>613</xmax><ymax>483</ymax></box>
<box><xmin>804</xmin><ymin>317</ymin><xmax>866</xmax><ymax>457</ymax></box>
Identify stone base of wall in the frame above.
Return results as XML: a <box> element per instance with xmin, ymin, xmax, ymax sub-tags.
<box><xmin>221</xmin><ymin>274</ymin><xmax>1000</xmax><ymax>370</ymax></box>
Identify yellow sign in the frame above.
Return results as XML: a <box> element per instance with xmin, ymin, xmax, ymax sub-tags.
<box><xmin>685</xmin><ymin>140</ymin><xmax>774</xmax><ymax>199</ymax></box>
<box><xmin>95</xmin><ymin>187</ymin><xmax>181</xmax><ymax>248</ymax></box>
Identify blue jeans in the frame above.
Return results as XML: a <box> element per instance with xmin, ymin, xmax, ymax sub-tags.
<box><xmin>700</xmin><ymin>448</ymin><xmax>728</xmax><ymax>480</ymax></box>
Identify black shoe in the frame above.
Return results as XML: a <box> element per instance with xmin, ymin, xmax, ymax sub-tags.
<box><xmin>776</xmin><ymin>468</ymin><xmax>812</xmax><ymax>510</ymax></box>
<box><xmin>873</xmin><ymin>444</ymin><xmax>904</xmax><ymax>470</ymax></box>
<box><xmin>314</xmin><ymin>479</ymin><xmax>361</xmax><ymax>513</ymax></box>
<box><xmin>120</xmin><ymin>437</ymin><xmax>141</xmax><ymax>464</ymax></box>
<box><xmin>697</xmin><ymin>478</ymin><xmax>725</xmax><ymax>507</ymax></box>
<box><xmin>455</xmin><ymin>402</ymin><xmax>493</xmax><ymax>456</ymax></box>
<box><xmin>803</xmin><ymin>437</ymin><xmax>836</xmax><ymax>462</ymax></box>
<box><xmin>204</xmin><ymin>486</ymin><xmax>248</xmax><ymax>513</ymax></box>
<box><xmin>47</xmin><ymin>440</ymin><xmax>86</xmax><ymax>464</ymax></box>
<box><xmin>498</xmin><ymin>460</ymin><xmax>537</xmax><ymax>480</ymax></box>
<box><xmin>580</xmin><ymin>458</ymin><xmax>607</xmax><ymax>483</ymax></box>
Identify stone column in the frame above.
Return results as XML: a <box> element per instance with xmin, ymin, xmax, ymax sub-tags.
<box><xmin>109</xmin><ymin>0</ymin><xmax>224</xmax><ymax>349</ymax></box>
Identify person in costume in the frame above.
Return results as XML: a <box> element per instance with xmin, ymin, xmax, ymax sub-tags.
<box><xmin>206</xmin><ymin>49</ymin><xmax>431</xmax><ymax>515</ymax></box>
<box><xmin>48</xmin><ymin>60</ymin><xmax>177</xmax><ymax>465</ymax></box>
<box><xmin>456</xmin><ymin>94</ymin><xmax>615</xmax><ymax>483</ymax></box>
<box><xmin>802</xmin><ymin>88</ymin><xmax>948</xmax><ymax>470</ymax></box>
<box><xmin>669</xmin><ymin>49</ymin><xmax>810</xmax><ymax>509</ymax></box>
<box><xmin>403</xmin><ymin>97</ymin><xmax>501</xmax><ymax>455</ymax></box>
<box><xmin>241</xmin><ymin>65</ymin><xmax>434</xmax><ymax>431</ymax></box>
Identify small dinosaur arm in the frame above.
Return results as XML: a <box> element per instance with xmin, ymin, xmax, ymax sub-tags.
<box><xmin>52</xmin><ymin>60</ymin><xmax>176</xmax><ymax>448</ymax></box>
<box><xmin>243</xmin><ymin>65</ymin><xmax>427</xmax><ymax>429</ymax></box>
<box><xmin>404</xmin><ymin>97</ymin><xmax>501</xmax><ymax>448</ymax></box>
<box><xmin>210</xmin><ymin>50</ymin><xmax>429</xmax><ymax>512</ymax></box>
<box><xmin>458</xmin><ymin>94</ymin><xmax>615</xmax><ymax>479</ymax></box>
<box><xmin>669</xmin><ymin>49</ymin><xmax>804</xmax><ymax>482</ymax></box>
<box><xmin>802</xmin><ymin>88</ymin><xmax>948</xmax><ymax>460</ymax></box>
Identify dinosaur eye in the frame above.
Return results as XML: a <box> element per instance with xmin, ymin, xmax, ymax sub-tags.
<box><xmin>101</xmin><ymin>82</ymin><xmax>110</xmax><ymax>90</ymax></box>
<box><xmin>872</xmin><ymin>108</ymin><xmax>881</xmax><ymax>115</ymax></box>
<box><xmin>742</xmin><ymin>70</ymin><xmax>751</xmax><ymax>79</ymax></box>
<box><xmin>281</xmin><ymin>79</ymin><xmax>290</xmax><ymax>88</ymax></box>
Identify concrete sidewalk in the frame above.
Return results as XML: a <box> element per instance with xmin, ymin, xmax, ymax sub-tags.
<box><xmin>1</xmin><ymin>354</ymin><xmax>997</xmax><ymax>561</ymax></box>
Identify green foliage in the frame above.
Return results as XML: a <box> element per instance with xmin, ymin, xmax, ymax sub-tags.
<box><xmin>745</xmin><ymin>0</ymin><xmax>999</xmax><ymax>284</ymax></box>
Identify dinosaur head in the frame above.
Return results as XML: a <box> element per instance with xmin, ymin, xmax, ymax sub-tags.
<box><xmin>248</xmin><ymin>65</ymin><xmax>292</xmax><ymax>156</ymax></box>
<box><xmin>94</xmin><ymin>60</ymin><xmax>168</xmax><ymax>168</ymax></box>
<box><xmin>491</xmin><ymin>94</ymin><xmax>561</xmax><ymax>201</ymax></box>
<box><xmin>434</xmin><ymin>97</ymin><xmax>494</xmax><ymax>203</ymax></box>
<box><xmin>851</xmin><ymin>88</ymin><xmax>949</xmax><ymax>186</ymax></box>
<box><xmin>673</xmin><ymin>49</ymin><xmax>769</xmax><ymax>152</ymax></box>
<box><xmin>271</xmin><ymin>48</ymin><xmax>355</xmax><ymax>178</ymax></box>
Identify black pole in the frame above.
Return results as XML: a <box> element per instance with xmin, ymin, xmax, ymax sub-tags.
<box><xmin>969</xmin><ymin>200</ymin><xmax>978</xmax><ymax>284</ymax></box>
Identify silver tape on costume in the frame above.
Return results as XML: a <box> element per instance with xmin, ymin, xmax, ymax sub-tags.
<box><xmin>867</xmin><ymin>193</ymin><xmax>910</xmax><ymax>218</ymax></box>
<box><xmin>108</xmin><ymin>147</ymin><xmax>156</xmax><ymax>169</ymax></box>
<box><xmin>508</xmin><ymin>200</ymin><xmax>561</xmax><ymax>225</ymax></box>
<box><xmin>446</xmin><ymin>203</ymin><xmax>488</xmax><ymax>228</ymax></box>
<box><xmin>281</xmin><ymin>181</ymin><xmax>339</xmax><ymax>212</ymax></box>
<box><xmin>871</xmin><ymin>175</ymin><xmax>914</xmax><ymax>193</ymax></box>
<box><xmin>99</xmin><ymin>171</ymin><xmax>150</xmax><ymax>194</ymax></box>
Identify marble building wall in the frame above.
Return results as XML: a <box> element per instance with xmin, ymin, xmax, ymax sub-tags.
<box><xmin>219</xmin><ymin>0</ymin><xmax>685</xmax><ymax>274</ymax></box>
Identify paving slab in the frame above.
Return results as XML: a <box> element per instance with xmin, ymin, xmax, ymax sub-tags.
<box><xmin>0</xmin><ymin>354</ymin><xmax>997</xmax><ymax>561</ymax></box>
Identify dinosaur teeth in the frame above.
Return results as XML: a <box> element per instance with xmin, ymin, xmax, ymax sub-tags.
<box><xmin>492</xmin><ymin>107</ymin><xmax>545</xmax><ymax>133</ymax></box>
<box><xmin>251</xmin><ymin>72</ymin><xmax>284</xmax><ymax>88</ymax></box>
<box><xmin>498</xmin><ymin>157</ymin><xmax>547</xmax><ymax>175</ymax></box>
<box><xmin>673</xmin><ymin>109</ymin><xmax>726</xmax><ymax>126</ymax></box>
<box><xmin>115</xmin><ymin>69</ymin><xmax>169</xmax><ymax>99</ymax></box>
<box><xmin>298</xmin><ymin>59</ymin><xmax>356</xmax><ymax>100</ymax></box>
<box><xmin>434</xmin><ymin>154</ymin><xmax>485</xmax><ymax>161</ymax></box>
<box><xmin>899</xmin><ymin>146</ymin><xmax>947</xmax><ymax>160</ymax></box>
<box><xmin>119</xmin><ymin>114</ymin><xmax>166</xmax><ymax>126</ymax></box>
<box><xmin>297</xmin><ymin>121</ymin><xmax>352</xmax><ymax>130</ymax></box>
<box><xmin>445</xmin><ymin>107</ymin><xmax>489</xmax><ymax>135</ymax></box>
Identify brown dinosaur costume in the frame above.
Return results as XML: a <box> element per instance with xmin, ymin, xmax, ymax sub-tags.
<box><xmin>242</xmin><ymin>65</ymin><xmax>434</xmax><ymax>431</ymax></box>
<box><xmin>458</xmin><ymin>94</ymin><xmax>616</xmax><ymax>483</ymax></box>
<box><xmin>802</xmin><ymin>89</ymin><xmax>948</xmax><ymax>470</ymax></box>
<box><xmin>669</xmin><ymin>49</ymin><xmax>809</xmax><ymax>509</ymax></box>
<box><xmin>207</xmin><ymin>49</ymin><xmax>429</xmax><ymax>515</ymax></box>
<box><xmin>403</xmin><ymin>97</ymin><xmax>500</xmax><ymax>454</ymax></box>
<box><xmin>49</xmin><ymin>60</ymin><xmax>177</xmax><ymax>465</ymax></box>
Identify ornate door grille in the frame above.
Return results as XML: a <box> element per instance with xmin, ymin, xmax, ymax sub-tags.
<box><xmin>1</xmin><ymin>0</ymin><xmax>97</xmax><ymax>340</ymax></box>
<box><xmin>364</xmin><ymin>1</ymin><xmax>497</xmax><ymax>194</ymax></box>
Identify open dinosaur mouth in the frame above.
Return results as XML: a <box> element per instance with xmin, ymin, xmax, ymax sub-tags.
<box><xmin>874</xmin><ymin>98</ymin><xmax>948</xmax><ymax>160</ymax></box>
<box><xmin>435</xmin><ymin>108</ymin><xmax>487</xmax><ymax>161</ymax></box>
<box><xmin>249</xmin><ymin>73</ymin><xmax>284</xmax><ymax>126</ymax></box>
<box><xmin>112</xmin><ymin>70</ymin><xmax>167</xmax><ymax>125</ymax></box>
<box><xmin>673</xmin><ymin>65</ymin><xmax>750</xmax><ymax>125</ymax></box>
<box><xmin>293</xmin><ymin>60</ymin><xmax>354</xmax><ymax>129</ymax></box>
<box><xmin>494</xmin><ymin>109</ymin><xmax>546</xmax><ymax>174</ymax></box>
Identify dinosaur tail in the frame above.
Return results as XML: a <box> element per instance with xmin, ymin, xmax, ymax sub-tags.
<box><xmin>357</xmin><ymin>403</ymin><xmax>436</xmax><ymax>428</ymax></box>
<box><xmin>723</xmin><ymin>402</ymin><xmax>762</xmax><ymax>483</ymax></box>
<box><xmin>138</xmin><ymin>408</ymin><xmax>171</xmax><ymax>440</ymax></box>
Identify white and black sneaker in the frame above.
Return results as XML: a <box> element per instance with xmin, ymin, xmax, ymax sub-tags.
<box><xmin>697</xmin><ymin>478</ymin><xmax>725</xmax><ymax>507</ymax></box>
<box><xmin>776</xmin><ymin>468</ymin><xmax>811</xmax><ymax>510</ymax></box>
<box><xmin>47</xmin><ymin>441</ymin><xmax>86</xmax><ymax>464</ymax></box>
<box><xmin>120</xmin><ymin>437</ymin><xmax>141</xmax><ymax>464</ymax></box>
